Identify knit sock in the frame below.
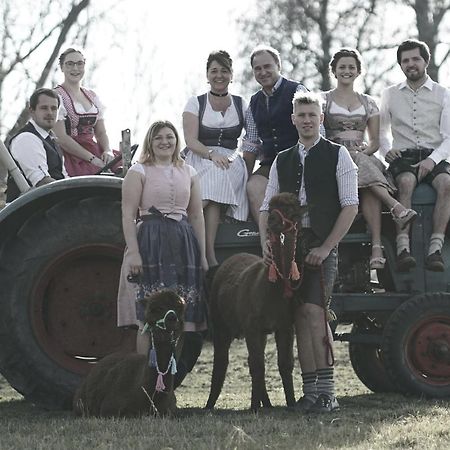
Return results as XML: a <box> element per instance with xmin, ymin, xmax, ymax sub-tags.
<box><xmin>428</xmin><ymin>233</ymin><xmax>445</xmax><ymax>256</ymax></box>
<box><xmin>396</xmin><ymin>233</ymin><xmax>410</xmax><ymax>255</ymax></box>
<box><xmin>316</xmin><ymin>367</ymin><xmax>335</xmax><ymax>398</ymax></box>
<box><xmin>301</xmin><ymin>371</ymin><xmax>318</xmax><ymax>402</ymax></box>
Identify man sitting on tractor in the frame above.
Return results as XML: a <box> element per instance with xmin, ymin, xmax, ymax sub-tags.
<box><xmin>380</xmin><ymin>39</ymin><xmax>450</xmax><ymax>272</ymax></box>
<box><xmin>7</xmin><ymin>88</ymin><xmax>67</xmax><ymax>202</ymax></box>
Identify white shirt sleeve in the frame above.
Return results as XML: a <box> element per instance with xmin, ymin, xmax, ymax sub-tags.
<box><xmin>183</xmin><ymin>96</ymin><xmax>200</xmax><ymax>116</ymax></box>
<box><xmin>10</xmin><ymin>133</ymin><xmax>50</xmax><ymax>186</ymax></box>
<box><xmin>431</xmin><ymin>88</ymin><xmax>450</xmax><ymax>164</ymax></box>
<box><xmin>260</xmin><ymin>159</ymin><xmax>280</xmax><ymax>211</ymax></box>
<box><xmin>379</xmin><ymin>88</ymin><xmax>393</xmax><ymax>157</ymax></box>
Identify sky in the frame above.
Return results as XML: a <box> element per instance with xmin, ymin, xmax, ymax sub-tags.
<box><xmin>83</xmin><ymin>0</ymin><xmax>257</xmax><ymax>149</ymax></box>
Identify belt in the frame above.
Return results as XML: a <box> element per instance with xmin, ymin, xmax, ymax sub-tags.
<box><xmin>402</xmin><ymin>148</ymin><xmax>433</xmax><ymax>158</ymax></box>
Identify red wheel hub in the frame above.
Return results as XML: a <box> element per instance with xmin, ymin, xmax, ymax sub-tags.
<box><xmin>407</xmin><ymin>317</ymin><xmax>450</xmax><ymax>383</ymax></box>
<box><xmin>31</xmin><ymin>245</ymin><xmax>135</xmax><ymax>375</ymax></box>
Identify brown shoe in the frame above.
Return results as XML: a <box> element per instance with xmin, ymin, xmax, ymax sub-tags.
<box><xmin>425</xmin><ymin>251</ymin><xmax>445</xmax><ymax>272</ymax></box>
<box><xmin>396</xmin><ymin>249</ymin><xmax>416</xmax><ymax>272</ymax></box>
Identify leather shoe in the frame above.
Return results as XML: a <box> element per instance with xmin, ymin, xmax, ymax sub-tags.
<box><xmin>425</xmin><ymin>251</ymin><xmax>445</xmax><ymax>272</ymax></box>
<box><xmin>396</xmin><ymin>249</ymin><xmax>416</xmax><ymax>272</ymax></box>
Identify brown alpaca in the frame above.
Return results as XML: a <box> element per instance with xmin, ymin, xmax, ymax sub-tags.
<box><xmin>73</xmin><ymin>290</ymin><xmax>185</xmax><ymax>417</ymax></box>
<box><xmin>206</xmin><ymin>192</ymin><xmax>304</xmax><ymax>411</ymax></box>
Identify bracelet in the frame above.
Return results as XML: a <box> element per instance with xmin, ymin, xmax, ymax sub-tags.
<box><xmin>208</xmin><ymin>150</ymin><xmax>214</xmax><ymax>160</ymax></box>
<box><xmin>88</xmin><ymin>155</ymin><xmax>95</xmax><ymax>163</ymax></box>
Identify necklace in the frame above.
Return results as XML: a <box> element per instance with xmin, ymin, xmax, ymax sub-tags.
<box><xmin>209</xmin><ymin>91</ymin><xmax>228</xmax><ymax>97</ymax></box>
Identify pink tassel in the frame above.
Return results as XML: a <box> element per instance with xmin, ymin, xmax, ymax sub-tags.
<box><xmin>268</xmin><ymin>262</ymin><xmax>277</xmax><ymax>282</ymax></box>
<box><xmin>155</xmin><ymin>373</ymin><xmax>166</xmax><ymax>392</ymax></box>
<box><xmin>290</xmin><ymin>261</ymin><xmax>300</xmax><ymax>280</ymax></box>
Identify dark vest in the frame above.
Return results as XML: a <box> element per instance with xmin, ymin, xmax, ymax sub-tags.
<box><xmin>277</xmin><ymin>138</ymin><xmax>341</xmax><ymax>241</ymax></box>
<box><xmin>197</xmin><ymin>94</ymin><xmax>244</xmax><ymax>149</ymax></box>
<box><xmin>7</xmin><ymin>122</ymin><xmax>64</xmax><ymax>201</ymax></box>
<box><xmin>250</xmin><ymin>78</ymin><xmax>301</xmax><ymax>166</ymax></box>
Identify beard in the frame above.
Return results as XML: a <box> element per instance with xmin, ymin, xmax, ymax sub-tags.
<box><xmin>405</xmin><ymin>67</ymin><xmax>426</xmax><ymax>82</ymax></box>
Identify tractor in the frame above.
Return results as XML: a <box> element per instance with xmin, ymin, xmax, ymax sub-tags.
<box><xmin>0</xmin><ymin>135</ymin><xmax>449</xmax><ymax>409</ymax></box>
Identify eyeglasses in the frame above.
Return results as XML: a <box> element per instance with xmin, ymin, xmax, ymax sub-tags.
<box><xmin>64</xmin><ymin>61</ymin><xmax>85</xmax><ymax>68</ymax></box>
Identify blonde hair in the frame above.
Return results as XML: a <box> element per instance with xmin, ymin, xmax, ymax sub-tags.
<box><xmin>139</xmin><ymin>120</ymin><xmax>183</xmax><ymax>166</ymax></box>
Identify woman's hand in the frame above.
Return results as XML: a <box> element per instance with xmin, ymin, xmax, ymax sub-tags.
<box><xmin>101</xmin><ymin>151</ymin><xmax>115</xmax><ymax>164</ymax></box>
<box><xmin>127</xmin><ymin>251</ymin><xmax>143</xmax><ymax>277</ymax></box>
<box><xmin>201</xmin><ymin>256</ymin><xmax>209</xmax><ymax>272</ymax></box>
<box><xmin>210</xmin><ymin>151</ymin><xmax>230</xmax><ymax>170</ymax></box>
<box><xmin>90</xmin><ymin>156</ymin><xmax>105</xmax><ymax>168</ymax></box>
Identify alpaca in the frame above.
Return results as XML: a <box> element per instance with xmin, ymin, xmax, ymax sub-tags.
<box><xmin>73</xmin><ymin>290</ymin><xmax>185</xmax><ymax>417</ymax></box>
<box><xmin>206</xmin><ymin>192</ymin><xmax>304</xmax><ymax>411</ymax></box>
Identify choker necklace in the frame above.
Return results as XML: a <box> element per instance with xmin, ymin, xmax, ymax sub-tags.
<box><xmin>210</xmin><ymin>91</ymin><xmax>228</xmax><ymax>97</ymax></box>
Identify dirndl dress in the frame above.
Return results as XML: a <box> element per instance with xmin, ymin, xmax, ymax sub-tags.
<box><xmin>117</xmin><ymin>208</ymin><xmax>207</xmax><ymax>332</ymax></box>
<box><xmin>322</xmin><ymin>91</ymin><xmax>396</xmax><ymax>194</ymax></box>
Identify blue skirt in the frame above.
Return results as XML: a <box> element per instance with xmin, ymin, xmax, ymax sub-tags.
<box><xmin>134</xmin><ymin>214</ymin><xmax>207</xmax><ymax>326</ymax></box>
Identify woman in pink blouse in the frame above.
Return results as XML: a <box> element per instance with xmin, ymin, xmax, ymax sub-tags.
<box><xmin>117</xmin><ymin>120</ymin><xmax>208</xmax><ymax>388</ymax></box>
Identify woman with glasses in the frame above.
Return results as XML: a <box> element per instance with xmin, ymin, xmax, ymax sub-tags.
<box><xmin>53</xmin><ymin>47</ymin><xmax>114</xmax><ymax>176</ymax></box>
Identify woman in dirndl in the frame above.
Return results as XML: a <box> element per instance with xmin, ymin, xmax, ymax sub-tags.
<box><xmin>53</xmin><ymin>47</ymin><xmax>114</xmax><ymax>176</ymax></box>
<box><xmin>321</xmin><ymin>48</ymin><xmax>416</xmax><ymax>270</ymax></box>
<box><xmin>117</xmin><ymin>120</ymin><xmax>208</xmax><ymax>388</ymax></box>
<box><xmin>183</xmin><ymin>50</ymin><xmax>249</xmax><ymax>271</ymax></box>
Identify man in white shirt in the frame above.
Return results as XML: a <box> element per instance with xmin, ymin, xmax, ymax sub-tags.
<box><xmin>379</xmin><ymin>39</ymin><xmax>450</xmax><ymax>272</ymax></box>
<box><xmin>7</xmin><ymin>88</ymin><xmax>67</xmax><ymax>201</ymax></box>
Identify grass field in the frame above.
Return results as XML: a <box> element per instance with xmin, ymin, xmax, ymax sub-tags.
<box><xmin>1</xmin><ymin>334</ymin><xmax>449</xmax><ymax>450</ymax></box>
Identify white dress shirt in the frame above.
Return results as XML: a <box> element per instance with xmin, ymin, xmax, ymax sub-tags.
<box><xmin>379</xmin><ymin>76</ymin><xmax>450</xmax><ymax>164</ymax></box>
<box><xmin>10</xmin><ymin>119</ymin><xmax>67</xmax><ymax>186</ymax></box>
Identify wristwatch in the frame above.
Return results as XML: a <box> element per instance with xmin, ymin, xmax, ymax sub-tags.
<box><xmin>208</xmin><ymin>149</ymin><xmax>214</xmax><ymax>160</ymax></box>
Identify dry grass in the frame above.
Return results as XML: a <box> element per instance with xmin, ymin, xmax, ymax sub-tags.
<box><xmin>1</xmin><ymin>333</ymin><xmax>449</xmax><ymax>450</ymax></box>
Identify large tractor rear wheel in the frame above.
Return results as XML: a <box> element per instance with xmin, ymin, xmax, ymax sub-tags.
<box><xmin>349</xmin><ymin>321</ymin><xmax>396</xmax><ymax>393</ymax></box>
<box><xmin>382</xmin><ymin>293</ymin><xmax>450</xmax><ymax>398</ymax></box>
<box><xmin>0</xmin><ymin>197</ymin><xmax>135</xmax><ymax>409</ymax></box>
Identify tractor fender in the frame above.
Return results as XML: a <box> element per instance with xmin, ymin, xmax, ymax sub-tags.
<box><xmin>0</xmin><ymin>175</ymin><xmax>122</xmax><ymax>240</ymax></box>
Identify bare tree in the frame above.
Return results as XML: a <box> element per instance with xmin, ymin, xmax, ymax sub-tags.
<box><xmin>237</xmin><ymin>0</ymin><xmax>384</xmax><ymax>92</ymax></box>
<box><xmin>407</xmin><ymin>0</ymin><xmax>450</xmax><ymax>81</ymax></box>
<box><xmin>236</xmin><ymin>0</ymin><xmax>449</xmax><ymax>95</ymax></box>
<box><xmin>0</xmin><ymin>0</ymin><xmax>91</xmax><ymax>141</ymax></box>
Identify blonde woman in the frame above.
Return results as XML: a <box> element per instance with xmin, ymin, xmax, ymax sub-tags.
<box><xmin>117</xmin><ymin>120</ymin><xmax>208</xmax><ymax>388</ymax></box>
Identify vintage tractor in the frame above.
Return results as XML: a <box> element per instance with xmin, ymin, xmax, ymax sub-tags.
<box><xmin>0</xmin><ymin>136</ymin><xmax>449</xmax><ymax>409</ymax></box>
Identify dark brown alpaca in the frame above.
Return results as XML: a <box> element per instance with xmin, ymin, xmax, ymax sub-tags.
<box><xmin>73</xmin><ymin>290</ymin><xmax>185</xmax><ymax>417</ymax></box>
<box><xmin>206</xmin><ymin>192</ymin><xmax>304</xmax><ymax>411</ymax></box>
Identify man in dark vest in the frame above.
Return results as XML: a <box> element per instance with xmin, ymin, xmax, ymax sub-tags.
<box><xmin>260</xmin><ymin>92</ymin><xmax>358</xmax><ymax>413</ymax></box>
<box><xmin>242</xmin><ymin>45</ymin><xmax>308</xmax><ymax>222</ymax></box>
<box><xmin>7</xmin><ymin>88</ymin><xmax>67</xmax><ymax>201</ymax></box>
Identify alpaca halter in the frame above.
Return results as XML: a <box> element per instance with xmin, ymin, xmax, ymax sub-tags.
<box><xmin>148</xmin><ymin>329</ymin><xmax>178</xmax><ymax>393</ymax></box>
<box><xmin>267</xmin><ymin>208</ymin><xmax>302</xmax><ymax>298</ymax></box>
<box><xmin>141</xmin><ymin>309</ymin><xmax>180</xmax><ymax>393</ymax></box>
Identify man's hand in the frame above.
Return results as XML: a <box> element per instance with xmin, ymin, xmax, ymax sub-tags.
<box><xmin>305</xmin><ymin>246</ymin><xmax>330</xmax><ymax>267</ymax></box>
<box><xmin>412</xmin><ymin>157</ymin><xmax>435</xmax><ymax>182</ymax></box>
<box><xmin>385</xmin><ymin>149</ymin><xmax>402</xmax><ymax>163</ymax></box>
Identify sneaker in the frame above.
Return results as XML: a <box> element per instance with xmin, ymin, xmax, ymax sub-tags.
<box><xmin>396</xmin><ymin>249</ymin><xmax>416</xmax><ymax>272</ymax></box>
<box><xmin>308</xmin><ymin>394</ymin><xmax>340</xmax><ymax>413</ymax></box>
<box><xmin>293</xmin><ymin>396</ymin><xmax>315</xmax><ymax>412</ymax></box>
<box><xmin>425</xmin><ymin>251</ymin><xmax>445</xmax><ymax>272</ymax></box>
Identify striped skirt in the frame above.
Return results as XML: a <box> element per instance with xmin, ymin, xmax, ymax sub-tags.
<box><xmin>185</xmin><ymin>146</ymin><xmax>249</xmax><ymax>221</ymax></box>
